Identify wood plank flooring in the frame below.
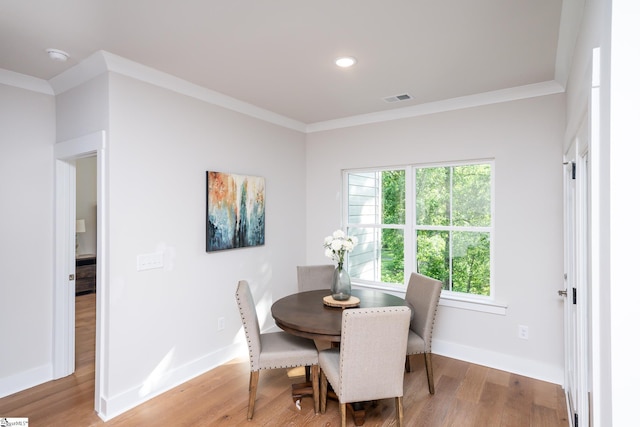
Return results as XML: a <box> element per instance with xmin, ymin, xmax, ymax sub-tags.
<box><xmin>0</xmin><ymin>293</ymin><xmax>569</xmax><ymax>426</ymax></box>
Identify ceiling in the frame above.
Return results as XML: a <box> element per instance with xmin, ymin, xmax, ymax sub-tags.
<box><xmin>0</xmin><ymin>1</ymin><xmax>569</xmax><ymax>126</ymax></box>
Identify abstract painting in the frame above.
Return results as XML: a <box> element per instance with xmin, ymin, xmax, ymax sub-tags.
<box><xmin>206</xmin><ymin>171</ymin><xmax>265</xmax><ymax>252</ymax></box>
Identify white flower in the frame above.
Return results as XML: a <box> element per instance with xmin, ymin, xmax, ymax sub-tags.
<box><xmin>332</xmin><ymin>229</ymin><xmax>345</xmax><ymax>239</ymax></box>
<box><xmin>323</xmin><ymin>229</ymin><xmax>358</xmax><ymax>267</ymax></box>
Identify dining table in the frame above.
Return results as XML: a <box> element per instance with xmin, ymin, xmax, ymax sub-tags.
<box><xmin>271</xmin><ymin>288</ymin><xmax>411</xmax><ymax>425</ymax></box>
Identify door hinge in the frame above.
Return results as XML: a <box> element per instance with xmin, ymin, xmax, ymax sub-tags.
<box><xmin>564</xmin><ymin>161</ymin><xmax>576</xmax><ymax>179</ymax></box>
<box><xmin>69</xmin><ymin>274</ymin><xmax>75</xmax><ymax>281</ymax></box>
<box><xmin>572</xmin><ymin>287</ymin><xmax>577</xmax><ymax>305</ymax></box>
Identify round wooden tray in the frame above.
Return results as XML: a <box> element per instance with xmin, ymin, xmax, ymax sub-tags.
<box><xmin>322</xmin><ymin>295</ymin><xmax>360</xmax><ymax>308</ymax></box>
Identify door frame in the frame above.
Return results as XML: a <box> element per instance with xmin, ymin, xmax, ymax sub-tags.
<box><xmin>563</xmin><ymin>136</ymin><xmax>578</xmax><ymax>423</ymax></box>
<box><xmin>53</xmin><ymin>130</ymin><xmax>106</xmax><ymax>413</ymax></box>
<box><xmin>563</xmin><ymin>112</ymin><xmax>592</xmax><ymax>426</ymax></box>
<box><xmin>575</xmin><ymin>118</ymin><xmax>592</xmax><ymax>425</ymax></box>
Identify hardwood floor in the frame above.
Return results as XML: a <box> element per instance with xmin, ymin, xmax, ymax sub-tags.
<box><xmin>0</xmin><ymin>293</ymin><xmax>569</xmax><ymax>426</ymax></box>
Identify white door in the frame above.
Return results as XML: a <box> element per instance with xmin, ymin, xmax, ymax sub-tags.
<box><xmin>563</xmin><ymin>116</ymin><xmax>591</xmax><ymax>427</ymax></box>
<box><xmin>563</xmin><ymin>138</ymin><xmax>578</xmax><ymax>425</ymax></box>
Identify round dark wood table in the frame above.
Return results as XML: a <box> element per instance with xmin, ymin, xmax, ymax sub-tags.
<box><xmin>271</xmin><ymin>288</ymin><xmax>410</xmax><ymax>343</ymax></box>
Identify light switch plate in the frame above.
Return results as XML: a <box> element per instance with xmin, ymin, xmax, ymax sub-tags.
<box><xmin>137</xmin><ymin>252</ymin><xmax>164</xmax><ymax>271</ymax></box>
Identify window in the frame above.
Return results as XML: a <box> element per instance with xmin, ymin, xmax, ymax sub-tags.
<box><xmin>345</xmin><ymin>161</ymin><xmax>493</xmax><ymax>298</ymax></box>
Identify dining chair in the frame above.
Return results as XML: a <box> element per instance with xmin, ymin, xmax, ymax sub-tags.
<box><xmin>235</xmin><ymin>280</ymin><xmax>320</xmax><ymax>420</ymax></box>
<box><xmin>404</xmin><ymin>272</ymin><xmax>442</xmax><ymax>395</ymax></box>
<box><xmin>319</xmin><ymin>306</ymin><xmax>411</xmax><ymax>427</ymax></box>
<box><xmin>296</xmin><ymin>264</ymin><xmax>336</xmax><ymax>379</ymax></box>
<box><xmin>296</xmin><ymin>264</ymin><xmax>335</xmax><ymax>291</ymax></box>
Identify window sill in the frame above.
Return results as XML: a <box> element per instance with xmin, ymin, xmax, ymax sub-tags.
<box><xmin>352</xmin><ymin>282</ymin><xmax>508</xmax><ymax>316</ymax></box>
<box><xmin>439</xmin><ymin>294</ymin><xmax>507</xmax><ymax>315</ymax></box>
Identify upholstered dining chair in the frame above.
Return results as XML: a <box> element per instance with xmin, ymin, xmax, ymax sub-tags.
<box><xmin>296</xmin><ymin>264</ymin><xmax>335</xmax><ymax>291</ymax></box>
<box><xmin>235</xmin><ymin>280</ymin><xmax>320</xmax><ymax>420</ymax></box>
<box><xmin>319</xmin><ymin>306</ymin><xmax>411</xmax><ymax>427</ymax></box>
<box><xmin>404</xmin><ymin>272</ymin><xmax>442</xmax><ymax>395</ymax></box>
<box><xmin>296</xmin><ymin>264</ymin><xmax>336</xmax><ymax>377</ymax></box>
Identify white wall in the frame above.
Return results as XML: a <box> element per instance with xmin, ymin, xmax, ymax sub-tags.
<box><xmin>563</xmin><ymin>0</ymin><xmax>615</xmax><ymax>424</ymax></box>
<box><xmin>0</xmin><ymin>62</ymin><xmax>568</xmax><ymax>416</ymax></box>
<box><xmin>0</xmin><ymin>83</ymin><xmax>55</xmax><ymax>395</ymax></box>
<box><xmin>306</xmin><ymin>94</ymin><xmax>566</xmax><ymax>383</ymax></box>
<box><xmin>0</xmin><ymin>65</ymin><xmax>308</xmax><ymax>416</ymax></box>
<box><xmin>587</xmin><ymin>1</ymin><xmax>640</xmax><ymax>425</ymax></box>
<box><xmin>55</xmin><ymin>73</ymin><xmax>109</xmax><ymax>144</ymax></box>
<box><xmin>76</xmin><ymin>156</ymin><xmax>97</xmax><ymax>256</ymax></box>
<box><xmin>96</xmin><ymin>73</ymin><xmax>306</xmax><ymax>417</ymax></box>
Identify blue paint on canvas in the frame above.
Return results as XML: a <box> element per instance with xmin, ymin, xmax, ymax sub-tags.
<box><xmin>206</xmin><ymin>172</ymin><xmax>265</xmax><ymax>252</ymax></box>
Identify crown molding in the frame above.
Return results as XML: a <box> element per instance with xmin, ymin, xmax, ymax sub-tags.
<box><xmin>49</xmin><ymin>51</ymin><xmax>307</xmax><ymax>133</ymax></box>
<box><xmin>101</xmin><ymin>51</ymin><xmax>308</xmax><ymax>132</ymax></box>
<box><xmin>554</xmin><ymin>0</ymin><xmax>585</xmax><ymax>90</ymax></box>
<box><xmin>4</xmin><ymin>51</ymin><xmax>566</xmax><ymax>134</ymax></box>
<box><xmin>0</xmin><ymin>68</ymin><xmax>53</xmax><ymax>95</ymax></box>
<box><xmin>48</xmin><ymin>51</ymin><xmax>107</xmax><ymax>95</ymax></box>
<box><xmin>306</xmin><ymin>80</ymin><xmax>566</xmax><ymax>133</ymax></box>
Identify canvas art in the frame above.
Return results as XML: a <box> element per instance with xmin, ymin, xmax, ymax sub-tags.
<box><xmin>206</xmin><ymin>171</ymin><xmax>265</xmax><ymax>252</ymax></box>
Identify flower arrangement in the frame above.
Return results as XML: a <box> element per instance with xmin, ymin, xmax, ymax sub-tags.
<box><xmin>323</xmin><ymin>229</ymin><xmax>358</xmax><ymax>270</ymax></box>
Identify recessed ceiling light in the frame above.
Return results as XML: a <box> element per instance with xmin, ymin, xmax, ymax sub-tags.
<box><xmin>335</xmin><ymin>57</ymin><xmax>357</xmax><ymax>68</ymax></box>
<box><xmin>46</xmin><ymin>48</ymin><xmax>69</xmax><ymax>62</ymax></box>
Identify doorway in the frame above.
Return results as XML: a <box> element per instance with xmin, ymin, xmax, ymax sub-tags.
<box><xmin>53</xmin><ymin>130</ymin><xmax>106</xmax><ymax>415</ymax></box>
<box><xmin>75</xmin><ymin>155</ymin><xmax>97</xmax><ymax>384</ymax></box>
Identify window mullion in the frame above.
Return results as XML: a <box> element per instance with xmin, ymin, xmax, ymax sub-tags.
<box><xmin>448</xmin><ymin>166</ymin><xmax>454</xmax><ymax>291</ymax></box>
<box><xmin>376</xmin><ymin>171</ymin><xmax>382</xmax><ymax>280</ymax></box>
<box><xmin>405</xmin><ymin>166</ymin><xmax>415</xmax><ymax>284</ymax></box>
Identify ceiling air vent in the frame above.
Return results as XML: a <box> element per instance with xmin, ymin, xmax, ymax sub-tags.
<box><xmin>383</xmin><ymin>93</ymin><xmax>413</xmax><ymax>103</ymax></box>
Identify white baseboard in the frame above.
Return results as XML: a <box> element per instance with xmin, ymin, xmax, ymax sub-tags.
<box><xmin>97</xmin><ymin>342</ymin><xmax>244</xmax><ymax>421</ymax></box>
<box><xmin>3</xmin><ymin>340</ymin><xmax>561</xmax><ymax>418</ymax></box>
<box><xmin>0</xmin><ymin>363</ymin><xmax>53</xmax><ymax>399</ymax></box>
<box><xmin>433</xmin><ymin>338</ymin><xmax>564</xmax><ymax>385</ymax></box>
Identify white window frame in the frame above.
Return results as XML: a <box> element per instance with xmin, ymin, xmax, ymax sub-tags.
<box><xmin>343</xmin><ymin>159</ymin><xmax>506</xmax><ymax>315</ymax></box>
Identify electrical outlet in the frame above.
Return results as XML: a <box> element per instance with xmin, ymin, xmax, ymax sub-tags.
<box><xmin>518</xmin><ymin>325</ymin><xmax>529</xmax><ymax>340</ymax></box>
<box><xmin>217</xmin><ymin>317</ymin><xmax>225</xmax><ymax>331</ymax></box>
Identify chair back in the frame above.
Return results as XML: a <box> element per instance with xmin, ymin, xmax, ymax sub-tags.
<box><xmin>405</xmin><ymin>273</ymin><xmax>442</xmax><ymax>352</ymax></box>
<box><xmin>235</xmin><ymin>280</ymin><xmax>262</xmax><ymax>370</ymax></box>
<box><xmin>339</xmin><ymin>306</ymin><xmax>411</xmax><ymax>403</ymax></box>
<box><xmin>297</xmin><ymin>265</ymin><xmax>335</xmax><ymax>291</ymax></box>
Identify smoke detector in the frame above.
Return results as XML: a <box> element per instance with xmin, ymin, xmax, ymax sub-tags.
<box><xmin>46</xmin><ymin>48</ymin><xmax>69</xmax><ymax>62</ymax></box>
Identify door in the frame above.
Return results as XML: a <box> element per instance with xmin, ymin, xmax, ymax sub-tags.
<box><xmin>563</xmin><ymin>138</ymin><xmax>578</xmax><ymax>424</ymax></box>
<box><xmin>563</xmin><ymin>116</ymin><xmax>591</xmax><ymax>426</ymax></box>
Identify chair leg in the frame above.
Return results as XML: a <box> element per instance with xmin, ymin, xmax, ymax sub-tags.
<box><xmin>425</xmin><ymin>352</ymin><xmax>435</xmax><ymax>394</ymax></box>
<box><xmin>396</xmin><ymin>396</ymin><xmax>404</xmax><ymax>427</ymax></box>
<box><xmin>247</xmin><ymin>370</ymin><xmax>259</xmax><ymax>420</ymax></box>
<box><xmin>405</xmin><ymin>354</ymin><xmax>411</xmax><ymax>373</ymax></box>
<box><xmin>320</xmin><ymin>370</ymin><xmax>328</xmax><ymax>414</ymax></box>
<box><xmin>340</xmin><ymin>402</ymin><xmax>347</xmax><ymax>427</ymax></box>
<box><xmin>311</xmin><ymin>364</ymin><xmax>320</xmax><ymax>414</ymax></box>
